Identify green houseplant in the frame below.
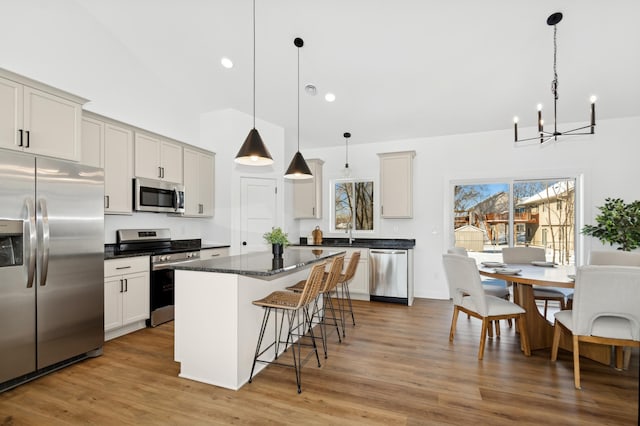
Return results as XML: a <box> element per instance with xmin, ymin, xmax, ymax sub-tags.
<box><xmin>263</xmin><ymin>227</ymin><xmax>290</xmax><ymax>257</ymax></box>
<box><xmin>582</xmin><ymin>198</ymin><xmax>640</xmax><ymax>251</ymax></box>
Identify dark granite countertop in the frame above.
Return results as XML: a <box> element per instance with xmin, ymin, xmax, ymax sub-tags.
<box><xmin>104</xmin><ymin>243</ymin><xmax>231</xmax><ymax>260</ymax></box>
<box><xmin>171</xmin><ymin>247</ymin><xmax>345</xmax><ymax>277</ymax></box>
<box><xmin>293</xmin><ymin>237</ymin><xmax>415</xmax><ymax>250</ymax></box>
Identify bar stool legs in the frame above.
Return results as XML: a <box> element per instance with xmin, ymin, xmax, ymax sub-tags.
<box><xmin>249</xmin><ymin>262</ymin><xmax>326</xmax><ymax>393</ymax></box>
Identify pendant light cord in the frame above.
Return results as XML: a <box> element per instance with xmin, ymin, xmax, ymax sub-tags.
<box><xmin>252</xmin><ymin>0</ymin><xmax>256</xmax><ymax>129</ymax></box>
<box><xmin>297</xmin><ymin>44</ymin><xmax>300</xmax><ymax>152</ymax></box>
<box><xmin>551</xmin><ymin>24</ymin><xmax>558</xmax><ymax>101</ymax></box>
<box><xmin>345</xmin><ymin>136</ymin><xmax>349</xmax><ymax>168</ymax></box>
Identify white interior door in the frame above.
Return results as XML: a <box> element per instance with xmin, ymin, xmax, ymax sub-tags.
<box><xmin>240</xmin><ymin>177</ymin><xmax>277</xmax><ymax>254</ymax></box>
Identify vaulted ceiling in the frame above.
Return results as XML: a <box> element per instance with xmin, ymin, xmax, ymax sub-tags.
<box><xmin>3</xmin><ymin>0</ymin><xmax>639</xmax><ymax>148</ymax></box>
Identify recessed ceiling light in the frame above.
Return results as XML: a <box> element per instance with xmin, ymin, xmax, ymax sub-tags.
<box><xmin>305</xmin><ymin>84</ymin><xmax>317</xmax><ymax>96</ymax></box>
<box><xmin>325</xmin><ymin>93</ymin><xmax>336</xmax><ymax>102</ymax></box>
<box><xmin>221</xmin><ymin>57</ymin><xmax>233</xmax><ymax>69</ymax></box>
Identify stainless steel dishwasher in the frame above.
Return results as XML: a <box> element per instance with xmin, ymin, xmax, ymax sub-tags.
<box><xmin>369</xmin><ymin>249</ymin><xmax>408</xmax><ymax>304</ymax></box>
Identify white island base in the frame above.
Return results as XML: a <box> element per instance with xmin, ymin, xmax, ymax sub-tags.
<box><xmin>174</xmin><ymin>267</ymin><xmax>311</xmax><ymax>390</ymax></box>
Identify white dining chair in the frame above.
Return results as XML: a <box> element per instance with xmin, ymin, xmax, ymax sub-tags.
<box><xmin>589</xmin><ymin>250</ymin><xmax>640</xmax><ymax>266</ymax></box>
<box><xmin>442</xmin><ymin>254</ymin><xmax>530</xmax><ymax>360</ymax></box>
<box><xmin>550</xmin><ymin>265</ymin><xmax>640</xmax><ymax>389</ymax></box>
<box><xmin>502</xmin><ymin>247</ymin><xmax>573</xmax><ymax>319</ymax></box>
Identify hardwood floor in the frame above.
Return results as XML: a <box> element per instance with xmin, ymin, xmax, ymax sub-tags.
<box><xmin>1</xmin><ymin>298</ymin><xmax>638</xmax><ymax>425</ymax></box>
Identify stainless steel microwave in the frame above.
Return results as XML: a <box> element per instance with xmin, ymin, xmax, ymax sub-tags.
<box><xmin>134</xmin><ymin>178</ymin><xmax>185</xmax><ymax>214</ymax></box>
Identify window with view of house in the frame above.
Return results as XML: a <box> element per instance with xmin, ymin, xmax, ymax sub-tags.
<box><xmin>452</xmin><ymin>178</ymin><xmax>576</xmax><ymax>265</ymax></box>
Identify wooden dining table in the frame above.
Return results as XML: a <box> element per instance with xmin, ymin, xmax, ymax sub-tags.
<box><xmin>479</xmin><ymin>263</ymin><xmax>611</xmax><ymax>365</ymax></box>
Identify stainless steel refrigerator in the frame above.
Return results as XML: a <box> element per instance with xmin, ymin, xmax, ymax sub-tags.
<box><xmin>0</xmin><ymin>151</ymin><xmax>104</xmax><ymax>390</ymax></box>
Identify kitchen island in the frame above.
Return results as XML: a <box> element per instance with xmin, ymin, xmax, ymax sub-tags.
<box><xmin>172</xmin><ymin>248</ymin><xmax>344</xmax><ymax>390</ymax></box>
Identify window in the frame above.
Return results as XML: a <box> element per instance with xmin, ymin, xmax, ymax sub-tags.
<box><xmin>333</xmin><ymin>180</ymin><xmax>374</xmax><ymax>232</ymax></box>
<box><xmin>452</xmin><ymin>177</ymin><xmax>576</xmax><ymax>265</ymax></box>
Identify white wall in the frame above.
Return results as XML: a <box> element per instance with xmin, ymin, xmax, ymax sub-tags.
<box><xmin>105</xmin><ymin>108</ymin><xmax>285</xmax><ymax>246</ymax></box>
<box><xmin>293</xmin><ymin>116</ymin><xmax>640</xmax><ymax>299</ymax></box>
<box><xmin>200</xmin><ymin>109</ymin><xmax>285</xmax><ymax>254</ymax></box>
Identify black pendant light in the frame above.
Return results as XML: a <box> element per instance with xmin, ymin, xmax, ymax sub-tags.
<box><xmin>342</xmin><ymin>132</ymin><xmax>351</xmax><ymax>178</ymax></box>
<box><xmin>284</xmin><ymin>37</ymin><xmax>313</xmax><ymax>179</ymax></box>
<box><xmin>235</xmin><ymin>0</ymin><xmax>273</xmax><ymax>165</ymax></box>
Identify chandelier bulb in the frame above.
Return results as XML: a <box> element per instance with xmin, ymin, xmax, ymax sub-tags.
<box><xmin>590</xmin><ymin>95</ymin><xmax>597</xmax><ymax>104</ymax></box>
<box><xmin>537</xmin><ymin>103</ymin><xmax>543</xmax><ymax>111</ymax></box>
<box><xmin>513</xmin><ymin>116</ymin><xmax>519</xmax><ymax>124</ymax></box>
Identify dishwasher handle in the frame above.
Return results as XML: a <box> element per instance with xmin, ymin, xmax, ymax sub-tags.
<box><xmin>370</xmin><ymin>250</ymin><xmax>406</xmax><ymax>255</ymax></box>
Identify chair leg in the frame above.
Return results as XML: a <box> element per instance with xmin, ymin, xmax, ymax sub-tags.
<box><xmin>543</xmin><ymin>300</ymin><xmax>548</xmax><ymax>319</ymax></box>
<box><xmin>324</xmin><ymin>292</ymin><xmax>342</xmax><ymax>344</ymax></box>
<box><xmin>550</xmin><ymin>321</ymin><xmax>561</xmax><ymax>361</ymax></box>
<box><xmin>573</xmin><ymin>335</ymin><xmax>581</xmax><ymax>389</ymax></box>
<box><xmin>249</xmin><ymin>307</ymin><xmax>272</xmax><ymax>383</ymax></box>
<box><xmin>494</xmin><ymin>320</ymin><xmax>501</xmax><ymax>338</ymax></box>
<box><xmin>449</xmin><ymin>307</ymin><xmax>460</xmax><ymax>342</ymax></box>
<box><xmin>518</xmin><ymin>314</ymin><xmax>531</xmax><ymax>356</ymax></box>
<box><xmin>342</xmin><ymin>282</ymin><xmax>356</xmax><ymax>326</ymax></box>
<box><xmin>478</xmin><ymin>318</ymin><xmax>489</xmax><ymax>360</ymax></box>
<box><xmin>488</xmin><ymin>321</ymin><xmax>494</xmax><ymax>339</ymax></box>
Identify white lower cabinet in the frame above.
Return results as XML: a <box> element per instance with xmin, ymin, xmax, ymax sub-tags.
<box><xmin>287</xmin><ymin>246</ymin><xmax>369</xmax><ymax>299</ymax></box>
<box><xmin>340</xmin><ymin>248</ymin><xmax>369</xmax><ymax>300</ymax></box>
<box><xmin>200</xmin><ymin>247</ymin><xmax>230</xmax><ymax>259</ymax></box>
<box><xmin>104</xmin><ymin>256</ymin><xmax>150</xmax><ymax>341</ymax></box>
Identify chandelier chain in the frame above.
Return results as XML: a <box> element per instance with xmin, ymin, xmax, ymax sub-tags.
<box><xmin>551</xmin><ymin>24</ymin><xmax>559</xmax><ymax>101</ymax></box>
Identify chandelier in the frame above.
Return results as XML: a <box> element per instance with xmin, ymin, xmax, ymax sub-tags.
<box><xmin>513</xmin><ymin>12</ymin><xmax>596</xmax><ymax>144</ymax></box>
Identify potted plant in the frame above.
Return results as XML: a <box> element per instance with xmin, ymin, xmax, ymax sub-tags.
<box><xmin>263</xmin><ymin>227</ymin><xmax>290</xmax><ymax>257</ymax></box>
<box><xmin>582</xmin><ymin>198</ymin><xmax>640</xmax><ymax>251</ymax></box>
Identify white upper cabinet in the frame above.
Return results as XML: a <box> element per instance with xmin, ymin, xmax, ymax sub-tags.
<box><xmin>81</xmin><ymin>116</ymin><xmax>104</xmax><ymax>168</ymax></box>
<box><xmin>0</xmin><ymin>70</ymin><xmax>85</xmax><ymax>162</ymax></box>
<box><xmin>134</xmin><ymin>132</ymin><xmax>183</xmax><ymax>184</ymax></box>
<box><xmin>104</xmin><ymin>123</ymin><xmax>134</xmax><ymax>214</ymax></box>
<box><xmin>183</xmin><ymin>147</ymin><xmax>215</xmax><ymax>217</ymax></box>
<box><xmin>378</xmin><ymin>151</ymin><xmax>416</xmax><ymax>218</ymax></box>
<box><xmin>293</xmin><ymin>159</ymin><xmax>324</xmax><ymax>219</ymax></box>
<box><xmin>82</xmin><ymin>112</ymin><xmax>134</xmax><ymax>214</ymax></box>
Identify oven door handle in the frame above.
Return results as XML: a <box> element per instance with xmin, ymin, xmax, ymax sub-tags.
<box><xmin>152</xmin><ymin>257</ymin><xmax>201</xmax><ymax>272</ymax></box>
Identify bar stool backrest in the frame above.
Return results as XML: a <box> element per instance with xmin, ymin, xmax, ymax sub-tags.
<box><xmin>322</xmin><ymin>255</ymin><xmax>345</xmax><ymax>293</ymax></box>
<box><xmin>343</xmin><ymin>251</ymin><xmax>361</xmax><ymax>281</ymax></box>
<box><xmin>299</xmin><ymin>262</ymin><xmax>327</xmax><ymax>307</ymax></box>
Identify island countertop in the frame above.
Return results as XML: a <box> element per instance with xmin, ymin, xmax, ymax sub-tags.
<box><xmin>171</xmin><ymin>247</ymin><xmax>345</xmax><ymax>277</ymax></box>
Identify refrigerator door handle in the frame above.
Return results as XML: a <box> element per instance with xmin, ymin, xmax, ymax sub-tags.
<box><xmin>38</xmin><ymin>199</ymin><xmax>51</xmax><ymax>287</ymax></box>
<box><xmin>25</xmin><ymin>198</ymin><xmax>37</xmax><ymax>288</ymax></box>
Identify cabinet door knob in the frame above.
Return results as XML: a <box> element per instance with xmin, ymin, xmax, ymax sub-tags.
<box><xmin>18</xmin><ymin>129</ymin><xmax>23</xmax><ymax>147</ymax></box>
<box><xmin>242</xmin><ymin>241</ymin><xmax>247</xmax><ymax>246</ymax></box>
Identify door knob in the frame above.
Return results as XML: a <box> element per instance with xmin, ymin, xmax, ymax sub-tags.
<box><xmin>242</xmin><ymin>241</ymin><xmax>247</xmax><ymax>246</ymax></box>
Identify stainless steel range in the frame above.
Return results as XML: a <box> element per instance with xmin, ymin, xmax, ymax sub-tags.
<box><xmin>116</xmin><ymin>229</ymin><xmax>201</xmax><ymax>327</ymax></box>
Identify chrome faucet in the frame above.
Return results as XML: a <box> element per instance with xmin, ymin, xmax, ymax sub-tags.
<box><xmin>346</xmin><ymin>222</ymin><xmax>354</xmax><ymax>245</ymax></box>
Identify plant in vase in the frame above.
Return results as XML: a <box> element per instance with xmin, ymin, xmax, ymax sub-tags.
<box><xmin>582</xmin><ymin>198</ymin><xmax>640</xmax><ymax>251</ymax></box>
<box><xmin>263</xmin><ymin>227</ymin><xmax>290</xmax><ymax>257</ymax></box>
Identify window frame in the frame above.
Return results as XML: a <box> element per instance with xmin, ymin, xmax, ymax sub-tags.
<box><xmin>330</xmin><ymin>178</ymin><xmax>376</xmax><ymax>234</ymax></box>
<box><xmin>448</xmin><ymin>174</ymin><xmax>582</xmax><ymax>265</ymax></box>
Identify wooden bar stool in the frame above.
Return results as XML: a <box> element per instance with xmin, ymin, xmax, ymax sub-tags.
<box><xmin>249</xmin><ymin>261</ymin><xmax>326</xmax><ymax>394</ymax></box>
<box><xmin>286</xmin><ymin>254</ymin><xmax>345</xmax><ymax>358</ymax></box>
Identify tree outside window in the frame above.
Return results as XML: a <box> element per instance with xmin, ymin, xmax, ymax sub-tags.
<box><xmin>453</xmin><ymin>178</ymin><xmax>576</xmax><ymax>265</ymax></box>
<box><xmin>334</xmin><ymin>180</ymin><xmax>374</xmax><ymax>231</ymax></box>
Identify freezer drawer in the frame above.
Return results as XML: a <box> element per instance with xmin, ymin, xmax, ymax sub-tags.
<box><xmin>369</xmin><ymin>249</ymin><xmax>408</xmax><ymax>304</ymax></box>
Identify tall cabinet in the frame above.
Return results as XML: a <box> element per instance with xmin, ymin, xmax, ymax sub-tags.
<box><xmin>293</xmin><ymin>159</ymin><xmax>324</xmax><ymax>219</ymax></box>
<box><xmin>0</xmin><ymin>69</ymin><xmax>86</xmax><ymax>162</ymax></box>
<box><xmin>378</xmin><ymin>151</ymin><xmax>416</xmax><ymax>218</ymax></box>
<box><xmin>81</xmin><ymin>112</ymin><xmax>134</xmax><ymax>214</ymax></box>
<box><xmin>183</xmin><ymin>147</ymin><xmax>215</xmax><ymax>217</ymax></box>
